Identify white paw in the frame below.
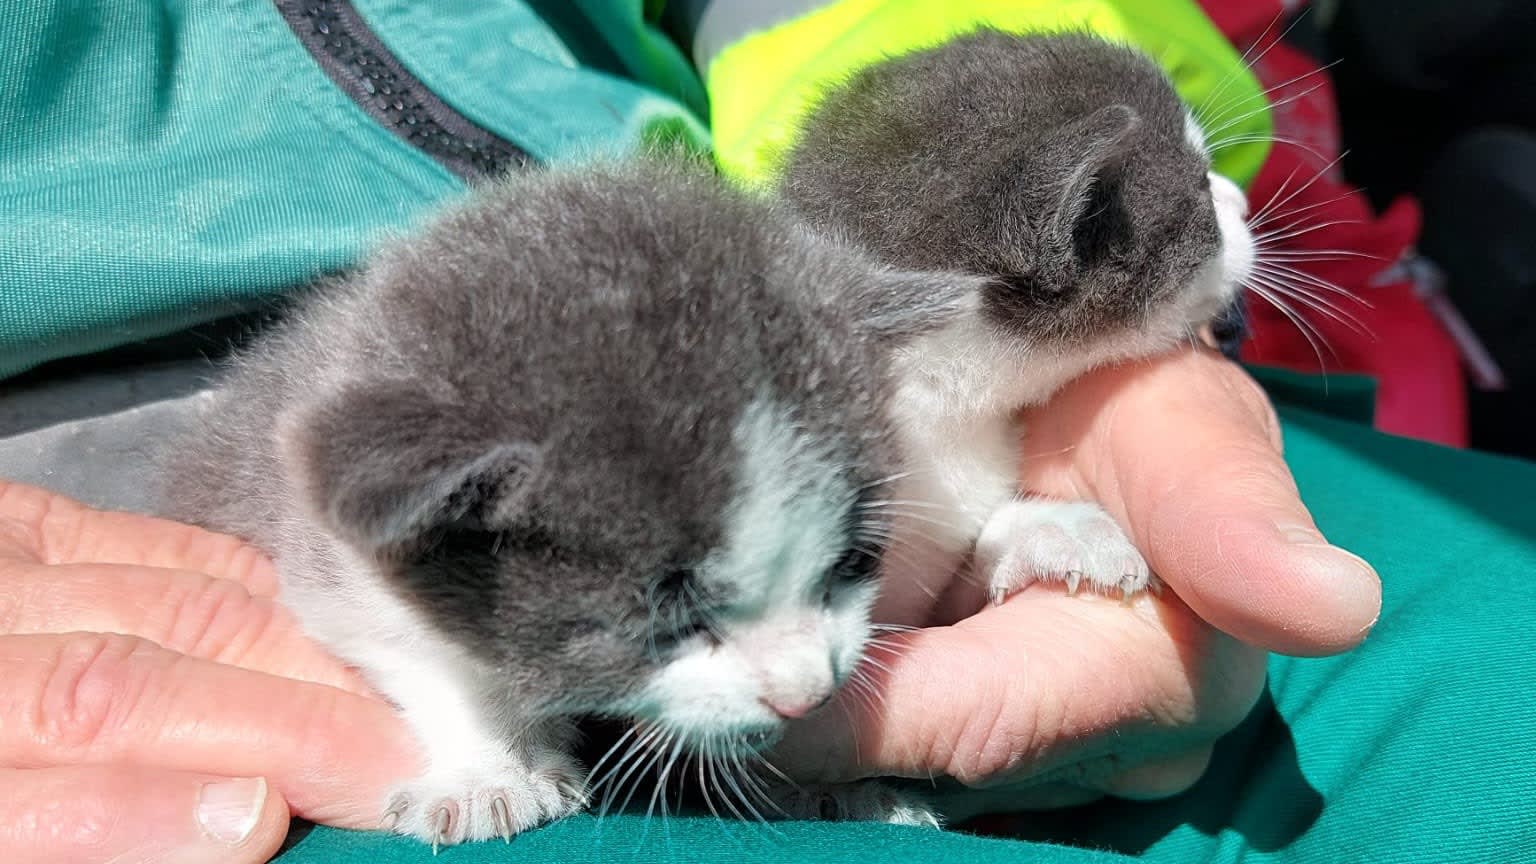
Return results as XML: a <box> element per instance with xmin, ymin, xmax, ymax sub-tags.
<box><xmin>380</xmin><ymin>747</ymin><xmax>588</xmax><ymax>849</ymax></box>
<box><xmin>976</xmin><ymin>499</ymin><xmax>1156</xmax><ymax>603</ymax></box>
<box><xmin>769</xmin><ymin>782</ymin><xmax>942</xmax><ymax>829</ymax></box>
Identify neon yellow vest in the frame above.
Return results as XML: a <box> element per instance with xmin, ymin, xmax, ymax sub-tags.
<box><xmin>703</xmin><ymin>0</ymin><xmax>1271</xmax><ymax>191</ymax></box>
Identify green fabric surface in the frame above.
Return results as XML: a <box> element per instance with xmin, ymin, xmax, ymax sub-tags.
<box><xmin>1248</xmin><ymin>365</ymin><xmax>1379</xmax><ymax>427</ymax></box>
<box><xmin>0</xmin><ymin>0</ymin><xmax>706</xmax><ymax>381</ymax></box>
<box><xmin>274</xmin><ymin>407</ymin><xmax>1536</xmax><ymax>862</ymax></box>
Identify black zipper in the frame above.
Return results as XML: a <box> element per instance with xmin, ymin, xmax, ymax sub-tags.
<box><xmin>274</xmin><ymin>0</ymin><xmax>535</xmax><ymax>179</ymax></box>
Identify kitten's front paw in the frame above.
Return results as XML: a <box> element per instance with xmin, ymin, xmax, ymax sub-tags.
<box><xmin>381</xmin><ymin>748</ymin><xmax>588</xmax><ymax>849</ymax></box>
<box><xmin>769</xmin><ymin>781</ymin><xmax>941</xmax><ymax>829</ymax></box>
<box><xmin>976</xmin><ymin>499</ymin><xmax>1156</xmax><ymax>603</ymax></box>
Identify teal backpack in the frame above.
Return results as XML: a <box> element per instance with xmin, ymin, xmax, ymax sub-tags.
<box><xmin>0</xmin><ymin>0</ymin><xmax>708</xmax><ymax>379</ymax></box>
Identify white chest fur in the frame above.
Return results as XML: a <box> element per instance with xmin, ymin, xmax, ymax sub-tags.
<box><xmin>873</xmin><ymin>309</ymin><xmax>1103</xmax><ymax>624</ymax></box>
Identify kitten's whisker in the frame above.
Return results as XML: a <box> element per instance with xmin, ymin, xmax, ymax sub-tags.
<box><xmin>584</xmin><ymin>724</ymin><xmax>640</xmax><ymax>792</ymax></box>
<box><xmin>1203</xmin><ymin>62</ymin><xmax>1337</xmax><ymax>142</ymax></box>
<box><xmin>1254</xmin><ymin>217</ymin><xmax>1365</xmax><ymax>245</ymax></box>
<box><xmin>615</xmin><ymin>731</ymin><xmax>673</xmax><ymax>821</ymax></box>
<box><xmin>722</xmin><ymin>752</ymin><xmax>770</xmax><ymax>825</ymax></box>
<box><xmin>697</xmin><ymin>740</ymin><xmax>727</xmax><ymax>823</ymax></box>
<box><xmin>589</xmin><ymin>724</ymin><xmax>658</xmax><ymax>797</ymax></box>
<box><xmin>858</xmin><ymin>470</ymin><xmax>918</xmax><ymax>492</ymax></box>
<box><xmin>696</xmin><ymin>744</ymin><xmax>747</xmax><ymax>847</ymax></box>
<box><xmin>599</xmin><ymin>726</ymin><xmax>668</xmax><ymax>817</ymax></box>
<box><xmin>1208</xmin><ymin>134</ymin><xmax>1328</xmax><ymax>162</ymax></box>
<box><xmin>1256</xmin><ymin>247</ymin><xmax>1385</xmax><ymax>262</ymax></box>
<box><xmin>1247</xmin><ymin>153</ymin><xmax>1349</xmax><ymax>230</ymax></box>
<box><xmin>710</xmin><ymin>748</ymin><xmax>753</xmax><ymax>825</ymax></box>
<box><xmin>859</xmin><ymin>497</ymin><xmax>958</xmax><ymax>513</ymax></box>
<box><xmin>1249</xmin><ymin>189</ymin><xmax>1360</xmax><ymax>232</ymax></box>
<box><xmin>1201</xmin><ymin>77</ymin><xmax>1325</xmax><ymax>144</ymax></box>
<box><xmin>643</xmin><ymin>734</ymin><xmax>686</xmax><ymax>833</ymax></box>
<box><xmin>1255</xmin><ymin>260</ymin><xmax>1375</xmax><ymax>306</ymax></box>
<box><xmin>1194</xmin><ymin>7</ymin><xmax>1294</xmax><ymax>127</ymax></box>
<box><xmin>734</xmin><ymin>755</ymin><xmax>788</xmax><ymax>820</ymax></box>
<box><xmin>1248</xmin><ymin>272</ymin><xmax>1370</xmax><ymax>336</ymax></box>
<box><xmin>1246</xmin><ymin>284</ymin><xmax>1334</xmax><ymax>369</ymax></box>
<box><xmin>1246</xmin><ymin>164</ymin><xmax>1306</xmax><ymax>227</ymax></box>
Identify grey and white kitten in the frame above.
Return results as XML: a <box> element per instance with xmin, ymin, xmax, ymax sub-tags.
<box><xmin>162</xmin><ymin>160</ymin><xmax>966</xmax><ymax>844</ymax></box>
<box><xmin>781</xmin><ymin>30</ymin><xmax>1257</xmax><ymax>623</ymax></box>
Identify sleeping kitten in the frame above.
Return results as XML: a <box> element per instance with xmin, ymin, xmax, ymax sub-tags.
<box><xmin>781</xmin><ymin>30</ymin><xmax>1258</xmax><ymax>624</ymax></box>
<box><xmin>162</xmin><ymin>159</ymin><xmax>973</xmax><ymax>844</ymax></box>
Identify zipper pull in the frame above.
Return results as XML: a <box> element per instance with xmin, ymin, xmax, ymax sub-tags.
<box><xmin>1375</xmin><ymin>253</ymin><xmax>1507</xmax><ymax>391</ymax></box>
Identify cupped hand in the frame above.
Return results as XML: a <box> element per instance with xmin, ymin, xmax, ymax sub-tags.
<box><xmin>0</xmin><ymin>481</ymin><xmax>419</xmax><ymax>863</ymax></box>
<box><xmin>777</xmin><ymin>347</ymin><xmax>1382</xmax><ymax>815</ymax></box>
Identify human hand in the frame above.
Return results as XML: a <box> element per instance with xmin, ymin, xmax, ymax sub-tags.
<box><xmin>0</xmin><ymin>481</ymin><xmax>420</xmax><ymax>863</ymax></box>
<box><xmin>776</xmin><ymin>347</ymin><xmax>1382</xmax><ymax>816</ymax></box>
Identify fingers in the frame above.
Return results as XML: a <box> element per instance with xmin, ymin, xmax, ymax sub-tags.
<box><xmin>1092</xmin><ymin>744</ymin><xmax>1213</xmax><ymax>800</ymax></box>
<box><xmin>0</xmin><ymin>480</ymin><xmax>276</xmax><ymax>595</ymax></box>
<box><xmin>0</xmin><ymin>766</ymin><xmax>289</xmax><ymax>864</ymax></box>
<box><xmin>779</xmin><ymin>588</ymin><xmax>1264</xmax><ymax>788</ymax></box>
<box><xmin>1022</xmin><ymin>349</ymin><xmax>1382</xmax><ymax>655</ymax></box>
<box><xmin>0</xmin><ymin>560</ymin><xmax>369</xmax><ymax>694</ymax></box>
<box><xmin>929</xmin><ymin>745</ymin><xmax>1213</xmax><ymax>822</ymax></box>
<box><xmin>0</xmin><ymin>632</ymin><xmax>418</xmax><ymax>828</ymax></box>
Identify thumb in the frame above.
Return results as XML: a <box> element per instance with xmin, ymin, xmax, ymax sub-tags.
<box><xmin>0</xmin><ymin>766</ymin><xmax>290</xmax><ymax>864</ymax></box>
<box><xmin>1033</xmin><ymin>349</ymin><xmax>1383</xmax><ymax>655</ymax></box>
<box><xmin>1137</xmin><ymin>436</ymin><xmax>1382</xmax><ymax>656</ymax></box>
<box><xmin>1101</xmin><ymin>361</ymin><xmax>1382</xmax><ymax>655</ymax></box>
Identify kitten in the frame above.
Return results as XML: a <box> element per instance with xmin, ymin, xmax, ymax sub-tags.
<box><xmin>780</xmin><ymin>30</ymin><xmax>1258</xmax><ymax>624</ymax></box>
<box><xmin>161</xmin><ymin>158</ymin><xmax>971</xmax><ymax>844</ymax></box>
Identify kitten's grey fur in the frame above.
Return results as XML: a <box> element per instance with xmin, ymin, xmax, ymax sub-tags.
<box><xmin>163</xmin><ymin>158</ymin><xmax>963</xmax><ymax>843</ymax></box>
<box><xmin>779</xmin><ymin>30</ymin><xmax>1256</xmax><ymax>624</ymax></box>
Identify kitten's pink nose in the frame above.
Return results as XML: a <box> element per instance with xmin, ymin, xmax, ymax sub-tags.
<box><xmin>760</xmin><ymin>692</ymin><xmax>831</xmax><ymax>720</ymax></box>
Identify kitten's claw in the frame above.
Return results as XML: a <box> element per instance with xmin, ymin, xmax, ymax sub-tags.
<box><xmin>989</xmin><ymin>586</ymin><xmax>1007</xmax><ymax>606</ymax></box>
<box><xmin>769</xmin><ymin>781</ymin><xmax>941</xmax><ymax>828</ymax></box>
<box><xmin>380</xmin><ymin>794</ymin><xmax>410</xmax><ymax>833</ymax></box>
<box><xmin>381</xmin><ymin>747</ymin><xmax>588</xmax><ymax>846</ymax></box>
<box><xmin>978</xmin><ymin>500</ymin><xmax>1153</xmax><ymax>602</ymax></box>
<box><xmin>490</xmin><ymin>795</ymin><xmax>512</xmax><ymax>843</ymax></box>
<box><xmin>431</xmin><ymin>803</ymin><xmax>456</xmax><ymax>855</ymax></box>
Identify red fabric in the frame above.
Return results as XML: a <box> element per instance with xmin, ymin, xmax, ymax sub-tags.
<box><xmin>1197</xmin><ymin>1</ymin><xmax>1468</xmax><ymax>446</ymax></box>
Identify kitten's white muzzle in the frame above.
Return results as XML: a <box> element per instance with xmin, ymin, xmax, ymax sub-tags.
<box><xmin>1212</xmin><ymin>172</ymin><xmax>1256</xmax><ymax>289</ymax></box>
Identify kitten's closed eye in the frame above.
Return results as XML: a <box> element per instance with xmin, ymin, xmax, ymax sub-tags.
<box><xmin>648</xmin><ymin>567</ymin><xmax>720</xmax><ymax>652</ymax></box>
<box><xmin>826</xmin><ymin>545</ymin><xmax>881</xmax><ymax>597</ymax></box>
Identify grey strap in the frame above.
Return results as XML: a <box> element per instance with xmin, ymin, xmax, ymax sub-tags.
<box><xmin>0</xmin><ymin>392</ymin><xmax>211</xmax><ymax>516</ymax></box>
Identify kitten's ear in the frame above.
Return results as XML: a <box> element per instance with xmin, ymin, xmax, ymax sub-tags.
<box><xmin>1039</xmin><ymin>104</ymin><xmax>1139</xmax><ymax>259</ymax></box>
<box><xmin>857</xmin><ymin>267</ymin><xmax>989</xmax><ymax>341</ymax></box>
<box><xmin>287</xmin><ymin>384</ymin><xmax>541</xmax><ymax>552</ymax></box>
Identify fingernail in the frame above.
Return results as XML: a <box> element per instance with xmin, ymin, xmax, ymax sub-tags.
<box><xmin>1297</xmin><ymin>543</ymin><xmax>1383</xmax><ymax>640</ymax></box>
<box><xmin>198</xmin><ymin>777</ymin><xmax>266</xmax><ymax>845</ymax></box>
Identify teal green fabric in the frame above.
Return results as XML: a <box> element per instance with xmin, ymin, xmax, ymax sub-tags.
<box><xmin>1247</xmin><ymin>365</ymin><xmax>1379</xmax><ymax>427</ymax></box>
<box><xmin>0</xmin><ymin>0</ymin><xmax>707</xmax><ymax>380</ymax></box>
<box><xmin>274</xmin><ymin>408</ymin><xmax>1536</xmax><ymax>862</ymax></box>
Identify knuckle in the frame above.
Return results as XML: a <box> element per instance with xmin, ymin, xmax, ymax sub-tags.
<box><xmin>160</xmin><ymin>572</ymin><xmax>268</xmax><ymax>662</ymax></box>
<box><xmin>942</xmin><ymin>657</ymin><xmax>1041</xmax><ymax>786</ymax></box>
<box><xmin>34</xmin><ymin>633</ymin><xmax>154</xmax><ymax>756</ymax></box>
<box><xmin>19</xmin><ymin>792</ymin><xmax>117</xmax><ymax>853</ymax></box>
